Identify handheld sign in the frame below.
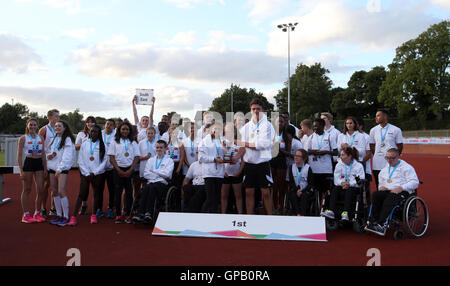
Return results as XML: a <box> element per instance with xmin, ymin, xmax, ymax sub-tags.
<box><xmin>136</xmin><ymin>89</ymin><xmax>154</xmax><ymax>106</ymax></box>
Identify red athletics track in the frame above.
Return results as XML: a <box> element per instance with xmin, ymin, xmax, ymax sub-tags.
<box><xmin>0</xmin><ymin>153</ymin><xmax>449</xmax><ymax>266</ymax></box>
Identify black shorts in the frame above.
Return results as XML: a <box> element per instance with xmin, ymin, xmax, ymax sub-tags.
<box><xmin>48</xmin><ymin>169</ymin><xmax>69</xmax><ymax>174</ymax></box>
<box><xmin>270</xmin><ymin>155</ymin><xmax>286</xmax><ymax>170</ymax></box>
<box><xmin>223</xmin><ymin>174</ymin><xmax>243</xmax><ymax>185</ymax></box>
<box><xmin>243</xmin><ymin>161</ymin><xmax>273</xmax><ymax>189</ymax></box>
<box><xmin>23</xmin><ymin>157</ymin><xmax>44</xmax><ymax>172</ymax></box>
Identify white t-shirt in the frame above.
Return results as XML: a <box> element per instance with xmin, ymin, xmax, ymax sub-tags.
<box><xmin>166</xmin><ymin>141</ymin><xmax>182</xmax><ymax>163</ymax></box>
<box><xmin>307</xmin><ymin>132</ymin><xmax>337</xmax><ymax>174</ymax></box>
<box><xmin>369</xmin><ymin>123</ymin><xmax>403</xmax><ymax>170</ymax></box>
<box><xmin>361</xmin><ymin>131</ymin><xmax>372</xmax><ymax>175</ymax></box>
<box><xmin>181</xmin><ymin>136</ymin><xmax>200</xmax><ymax>175</ymax></box>
<box><xmin>378</xmin><ymin>159</ymin><xmax>419</xmax><ymax>194</ymax></box>
<box><xmin>46</xmin><ymin>136</ymin><xmax>76</xmax><ymax>173</ymax></box>
<box><xmin>138</xmin><ymin>137</ymin><xmax>157</xmax><ymax>178</ymax></box>
<box><xmin>107</xmin><ymin>138</ymin><xmax>140</xmax><ymax>168</ymax></box>
<box><xmin>75</xmin><ymin>132</ymin><xmax>89</xmax><ymax>146</ymax></box>
<box><xmin>337</xmin><ymin>131</ymin><xmax>366</xmax><ymax>162</ymax></box>
<box><xmin>301</xmin><ymin>134</ymin><xmax>312</xmax><ymax>149</ymax></box>
<box><xmin>185</xmin><ymin>161</ymin><xmax>205</xmax><ymax>186</ymax></box>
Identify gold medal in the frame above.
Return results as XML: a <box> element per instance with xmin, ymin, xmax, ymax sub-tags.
<box><xmin>52</xmin><ymin>152</ymin><xmax>57</xmax><ymax>157</ymax></box>
<box><xmin>251</xmin><ymin>133</ymin><xmax>255</xmax><ymax>139</ymax></box>
<box><xmin>124</xmin><ymin>152</ymin><xmax>129</xmax><ymax>157</ymax></box>
<box><xmin>387</xmin><ymin>179</ymin><xmax>392</xmax><ymax>183</ymax></box>
<box><xmin>89</xmin><ymin>156</ymin><xmax>95</xmax><ymax>161</ymax></box>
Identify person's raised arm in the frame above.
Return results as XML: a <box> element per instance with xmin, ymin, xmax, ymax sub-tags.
<box><xmin>132</xmin><ymin>95</ymin><xmax>139</xmax><ymax>125</ymax></box>
<box><xmin>149</xmin><ymin>96</ymin><xmax>155</xmax><ymax>128</ymax></box>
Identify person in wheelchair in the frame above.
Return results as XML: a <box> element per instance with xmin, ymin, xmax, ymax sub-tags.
<box><xmin>365</xmin><ymin>148</ymin><xmax>419</xmax><ymax>236</ymax></box>
<box><xmin>132</xmin><ymin>140</ymin><xmax>174</xmax><ymax>224</ymax></box>
<box><xmin>182</xmin><ymin>160</ymin><xmax>206</xmax><ymax>213</ymax></box>
<box><xmin>287</xmin><ymin>149</ymin><xmax>313</xmax><ymax>216</ymax></box>
<box><xmin>321</xmin><ymin>147</ymin><xmax>365</xmax><ymax>221</ymax></box>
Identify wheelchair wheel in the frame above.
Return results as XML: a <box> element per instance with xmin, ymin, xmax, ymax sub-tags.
<box><xmin>165</xmin><ymin>186</ymin><xmax>181</xmax><ymax>212</ymax></box>
<box><xmin>403</xmin><ymin>196</ymin><xmax>429</xmax><ymax>238</ymax></box>
<box><xmin>310</xmin><ymin>190</ymin><xmax>321</xmax><ymax>216</ymax></box>
<box><xmin>352</xmin><ymin>219</ymin><xmax>366</xmax><ymax>234</ymax></box>
<box><xmin>283</xmin><ymin>192</ymin><xmax>293</xmax><ymax>216</ymax></box>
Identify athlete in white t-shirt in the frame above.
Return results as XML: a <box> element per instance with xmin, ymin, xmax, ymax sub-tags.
<box><xmin>369</xmin><ymin>109</ymin><xmax>403</xmax><ymax>189</ymax></box>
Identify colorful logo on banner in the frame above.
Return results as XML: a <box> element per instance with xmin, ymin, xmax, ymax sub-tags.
<box><xmin>152</xmin><ymin>212</ymin><xmax>327</xmax><ymax>242</ymax></box>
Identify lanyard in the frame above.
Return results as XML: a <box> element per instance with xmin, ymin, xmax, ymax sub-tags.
<box><xmin>53</xmin><ymin>136</ymin><xmax>61</xmax><ymax>152</ymax></box>
<box><xmin>278</xmin><ymin>132</ymin><xmax>284</xmax><ymax>143</ymax></box>
<box><xmin>90</xmin><ymin>139</ymin><xmax>99</xmax><ymax>157</ymax></box>
<box><xmin>103</xmin><ymin>132</ymin><xmax>113</xmax><ymax>145</ymax></box>
<box><xmin>168</xmin><ymin>143</ymin><xmax>175</xmax><ymax>156</ymax></box>
<box><xmin>121</xmin><ymin>138</ymin><xmax>129</xmax><ymax>152</ymax></box>
<box><xmin>380</xmin><ymin>124</ymin><xmax>390</xmax><ymax>143</ymax></box>
<box><xmin>347</xmin><ymin>132</ymin><xmax>356</xmax><ymax>146</ymax></box>
<box><xmin>316</xmin><ymin>133</ymin><xmax>325</xmax><ymax>150</ymax></box>
<box><xmin>388</xmin><ymin>161</ymin><xmax>401</xmax><ymax>179</ymax></box>
<box><xmin>344</xmin><ymin>161</ymin><xmax>353</xmax><ymax>181</ymax></box>
<box><xmin>190</xmin><ymin>139</ymin><xmax>195</xmax><ymax>153</ymax></box>
<box><xmin>48</xmin><ymin>124</ymin><xmax>55</xmax><ymax>137</ymax></box>
<box><xmin>213</xmin><ymin>139</ymin><xmax>221</xmax><ymax>157</ymax></box>
<box><xmin>252</xmin><ymin>119</ymin><xmax>262</xmax><ymax>134</ymax></box>
<box><xmin>147</xmin><ymin>138</ymin><xmax>155</xmax><ymax>153</ymax></box>
<box><xmin>28</xmin><ymin>135</ymin><xmax>38</xmax><ymax>151</ymax></box>
<box><xmin>155</xmin><ymin>156</ymin><xmax>163</xmax><ymax>169</ymax></box>
<box><xmin>295</xmin><ymin>164</ymin><xmax>305</xmax><ymax>186</ymax></box>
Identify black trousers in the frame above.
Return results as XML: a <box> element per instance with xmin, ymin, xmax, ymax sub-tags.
<box><xmin>138</xmin><ymin>182</ymin><xmax>168</xmax><ymax>215</ymax></box>
<box><xmin>74</xmin><ymin>173</ymin><xmax>105</xmax><ymax>215</ymax></box>
<box><xmin>312</xmin><ymin>173</ymin><xmax>333</xmax><ymax>209</ymax></box>
<box><xmin>329</xmin><ymin>186</ymin><xmax>359</xmax><ymax>217</ymax></box>
<box><xmin>373</xmin><ymin>170</ymin><xmax>381</xmax><ymax>190</ymax></box>
<box><xmin>288</xmin><ymin>188</ymin><xmax>314</xmax><ymax>216</ymax></box>
<box><xmin>102</xmin><ymin>169</ymin><xmax>115</xmax><ymax>210</ymax></box>
<box><xmin>183</xmin><ymin>184</ymin><xmax>206</xmax><ymax>213</ymax></box>
<box><xmin>204</xmin><ymin>177</ymin><xmax>223</xmax><ymax>213</ymax></box>
<box><xmin>371</xmin><ymin>190</ymin><xmax>409</xmax><ymax>224</ymax></box>
<box><xmin>114</xmin><ymin>166</ymin><xmax>133</xmax><ymax>216</ymax></box>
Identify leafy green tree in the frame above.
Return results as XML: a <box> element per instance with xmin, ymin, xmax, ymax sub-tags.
<box><xmin>379</xmin><ymin>20</ymin><xmax>450</xmax><ymax>122</ymax></box>
<box><xmin>60</xmin><ymin>108</ymin><xmax>84</xmax><ymax>133</ymax></box>
<box><xmin>331</xmin><ymin>66</ymin><xmax>387</xmax><ymax>119</ymax></box>
<box><xmin>209</xmin><ymin>84</ymin><xmax>274</xmax><ymax>119</ymax></box>
<box><xmin>275</xmin><ymin>63</ymin><xmax>333</xmax><ymax>120</ymax></box>
<box><xmin>0</xmin><ymin>103</ymin><xmax>29</xmax><ymax>134</ymax></box>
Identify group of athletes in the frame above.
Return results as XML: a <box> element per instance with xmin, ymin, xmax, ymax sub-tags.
<box><xmin>17</xmin><ymin>96</ymin><xmax>420</xmax><ymax>236</ymax></box>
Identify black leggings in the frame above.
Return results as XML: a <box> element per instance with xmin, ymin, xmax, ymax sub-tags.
<box><xmin>114</xmin><ymin>167</ymin><xmax>133</xmax><ymax>217</ymax></box>
<box><xmin>103</xmin><ymin>169</ymin><xmax>115</xmax><ymax>210</ymax></box>
<box><xmin>74</xmin><ymin>173</ymin><xmax>105</xmax><ymax>215</ymax></box>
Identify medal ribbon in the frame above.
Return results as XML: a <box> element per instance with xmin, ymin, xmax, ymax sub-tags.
<box><xmin>155</xmin><ymin>156</ymin><xmax>163</xmax><ymax>169</ymax></box>
<box><xmin>53</xmin><ymin>136</ymin><xmax>61</xmax><ymax>153</ymax></box>
<box><xmin>295</xmin><ymin>164</ymin><xmax>305</xmax><ymax>186</ymax></box>
<box><xmin>48</xmin><ymin>124</ymin><xmax>55</xmax><ymax>137</ymax></box>
<box><xmin>347</xmin><ymin>133</ymin><xmax>356</xmax><ymax>147</ymax></box>
<box><xmin>122</xmin><ymin>138</ymin><xmax>129</xmax><ymax>153</ymax></box>
<box><xmin>380</xmin><ymin>124</ymin><xmax>390</xmax><ymax>144</ymax></box>
<box><xmin>344</xmin><ymin>161</ymin><xmax>353</xmax><ymax>182</ymax></box>
<box><xmin>103</xmin><ymin>132</ymin><xmax>113</xmax><ymax>145</ymax></box>
<box><xmin>28</xmin><ymin>135</ymin><xmax>39</xmax><ymax>153</ymax></box>
<box><xmin>90</xmin><ymin>139</ymin><xmax>99</xmax><ymax>158</ymax></box>
<box><xmin>388</xmin><ymin>160</ymin><xmax>401</xmax><ymax>181</ymax></box>
<box><xmin>317</xmin><ymin>133</ymin><xmax>325</xmax><ymax>150</ymax></box>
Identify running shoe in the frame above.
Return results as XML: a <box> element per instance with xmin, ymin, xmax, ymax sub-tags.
<box><xmin>40</xmin><ymin>209</ymin><xmax>49</xmax><ymax>219</ymax></box>
<box><xmin>50</xmin><ymin>216</ymin><xmax>63</xmax><ymax>225</ymax></box>
<box><xmin>107</xmin><ymin>208</ymin><xmax>114</xmax><ymax>219</ymax></box>
<box><xmin>79</xmin><ymin>205</ymin><xmax>88</xmax><ymax>215</ymax></box>
<box><xmin>144</xmin><ymin>213</ymin><xmax>153</xmax><ymax>224</ymax></box>
<box><xmin>341</xmin><ymin>211</ymin><xmax>349</xmax><ymax>221</ymax></box>
<box><xmin>365</xmin><ymin>223</ymin><xmax>387</xmax><ymax>236</ymax></box>
<box><xmin>57</xmin><ymin>217</ymin><xmax>70</xmax><ymax>227</ymax></box>
<box><xmin>124</xmin><ymin>216</ymin><xmax>132</xmax><ymax>224</ymax></box>
<box><xmin>49</xmin><ymin>209</ymin><xmax>57</xmax><ymax>216</ymax></box>
<box><xmin>90</xmin><ymin>214</ymin><xmax>98</xmax><ymax>224</ymax></box>
<box><xmin>95</xmin><ymin>209</ymin><xmax>104</xmax><ymax>218</ymax></box>
<box><xmin>132</xmin><ymin>214</ymin><xmax>144</xmax><ymax>223</ymax></box>
<box><xmin>67</xmin><ymin>216</ymin><xmax>77</xmax><ymax>226</ymax></box>
<box><xmin>33</xmin><ymin>213</ymin><xmax>46</xmax><ymax>223</ymax></box>
<box><xmin>115</xmin><ymin>216</ymin><xmax>123</xmax><ymax>224</ymax></box>
<box><xmin>321</xmin><ymin>209</ymin><xmax>335</xmax><ymax>219</ymax></box>
<box><xmin>22</xmin><ymin>213</ymin><xmax>36</xmax><ymax>223</ymax></box>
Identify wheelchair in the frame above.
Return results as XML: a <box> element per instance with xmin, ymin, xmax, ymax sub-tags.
<box><xmin>367</xmin><ymin>181</ymin><xmax>429</xmax><ymax>240</ymax></box>
<box><xmin>283</xmin><ymin>187</ymin><xmax>321</xmax><ymax>216</ymax></box>
<box><xmin>129</xmin><ymin>179</ymin><xmax>181</xmax><ymax>225</ymax></box>
<box><xmin>322</xmin><ymin>178</ymin><xmax>370</xmax><ymax>233</ymax></box>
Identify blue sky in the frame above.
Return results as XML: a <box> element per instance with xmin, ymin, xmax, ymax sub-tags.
<box><xmin>0</xmin><ymin>0</ymin><xmax>449</xmax><ymax>122</ymax></box>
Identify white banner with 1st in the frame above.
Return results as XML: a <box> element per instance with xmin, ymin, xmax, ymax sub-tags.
<box><xmin>153</xmin><ymin>212</ymin><xmax>327</xmax><ymax>242</ymax></box>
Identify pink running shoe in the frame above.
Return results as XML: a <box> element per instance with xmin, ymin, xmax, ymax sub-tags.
<box><xmin>90</xmin><ymin>214</ymin><xmax>98</xmax><ymax>224</ymax></box>
<box><xmin>33</xmin><ymin>213</ymin><xmax>46</xmax><ymax>222</ymax></box>
<box><xmin>67</xmin><ymin>216</ymin><xmax>77</xmax><ymax>226</ymax></box>
<box><xmin>22</xmin><ymin>213</ymin><xmax>36</xmax><ymax>223</ymax></box>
